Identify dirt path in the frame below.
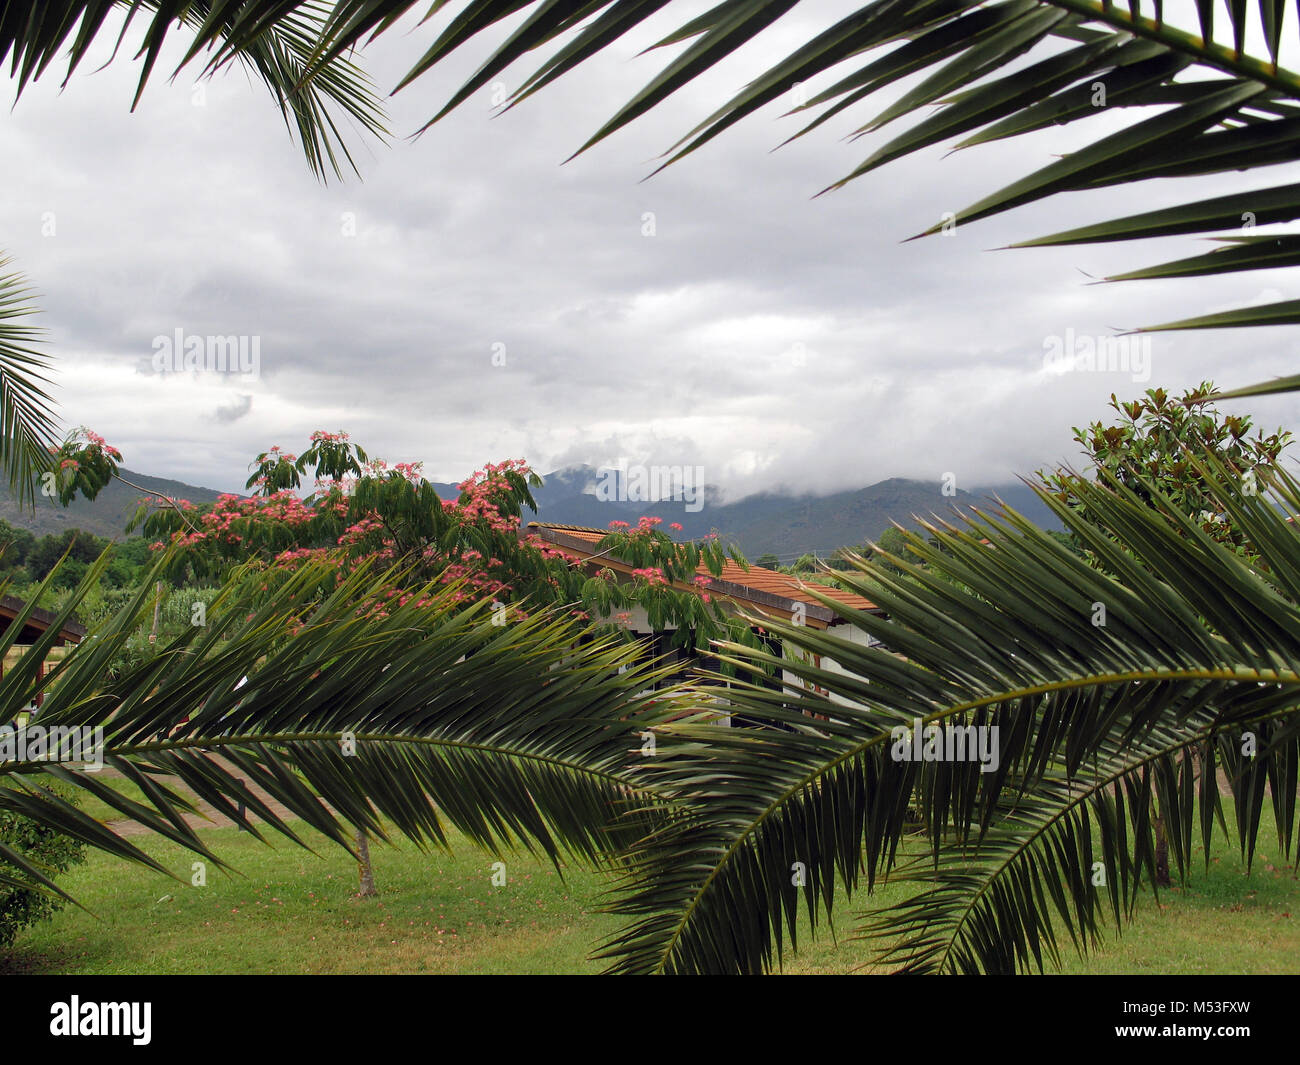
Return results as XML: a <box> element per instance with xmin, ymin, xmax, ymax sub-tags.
<box><xmin>97</xmin><ymin>759</ymin><xmax>312</xmax><ymax>839</ymax></box>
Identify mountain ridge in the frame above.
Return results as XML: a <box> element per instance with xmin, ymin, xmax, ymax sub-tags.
<box><xmin>0</xmin><ymin>468</ymin><xmax>226</xmax><ymax>541</ymax></box>
<box><xmin>0</xmin><ymin>464</ymin><xmax>1062</xmax><ymax>557</ymax></box>
<box><xmin>431</xmin><ymin>465</ymin><xmax>1064</xmax><ymax>560</ymax></box>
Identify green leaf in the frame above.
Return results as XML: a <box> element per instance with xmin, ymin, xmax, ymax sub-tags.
<box><xmin>0</xmin><ymin>257</ymin><xmax>57</xmax><ymax>508</ymax></box>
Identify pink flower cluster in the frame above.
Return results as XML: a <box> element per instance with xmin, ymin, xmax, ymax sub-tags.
<box><xmin>274</xmin><ymin>547</ymin><xmax>330</xmax><ymax>565</ymax></box>
<box><xmin>631</xmin><ymin>566</ymin><xmax>668</xmax><ymax>586</ymax></box>
<box><xmin>449</xmin><ymin>459</ymin><xmax>531</xmax><ymax>534</ymax></box>
<box><xmin>80</xmin><ymin>429</ymin><xmax>123</xmax><ymax>461</ymax></box>
<box><xmin>338</xmin><ymin>513</ymin><xmax>385</xmax><ymax>547</ymax></box>
<box><xmin>521</xmin><ymin>533</ymin><xmax>573</xmax><ymax>562</ymax></box>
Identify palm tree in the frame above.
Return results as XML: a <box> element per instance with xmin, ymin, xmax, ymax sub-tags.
<box><xmin>1</xmin><ymin>551</ymin><xmax>681</xmax><ymax>907</ymax></box>
<box><xmin>592</xmin><ymin>455</ymin><xmax>1300</xmax><ymax>973</ymax></box>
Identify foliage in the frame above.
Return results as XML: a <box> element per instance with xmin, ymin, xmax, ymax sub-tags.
<box><xmin>114</xmin><ymin>431</ymin><xmax>761</xmax><ymax>662</ymax></box>
<box><xmin>114</xmin><ymin>0</ymin><xmax>1300</xmax><ymax>334</ymax></box>
<box><xmin>1041</xmin><ymin>382</ymin><xmax>1293</xmax><ymax>562</ymax></box>
<box><xmin>13</xmin><ymin>5</ymin><xmax>1297</xmax><ymax>332</ymax></box>
<box><xmin>0</xmin><ymin>259</ymin><xmax>57</xmax><ymax>508</ymax></box>
<box><xmin>592</xmin><ymin>454</ymin><xmax>1300</xmax><ymax>974</ymax></box>
<box><xmin>0</xmin><ymin>547</ymin><xmax>689</xmax><ymax>916</ymax></box>
<box><xmin>0</xmin><ymin>520</ymin><xmax>155</xmax><ymax>595</ymax></box>
<box><xmin>1</xmin><ymin>4</ymin><xmax>387</xmax><ymax>182</ymax></box>
<box><xmin>0</xmin><ymin>779</ymin><xmax>86</xmax><ymax>948</ymax></box>
<box><xmin>861</xmin><ymin>526</ymin><xmax>927</xmax><ymax>575</ymax></box>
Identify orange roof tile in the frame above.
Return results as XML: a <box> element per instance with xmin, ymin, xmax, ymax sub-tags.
<box><xmin>525</xmin><ymin>523</ymin><xmax>878</xmax><ymax>615</ymax></box>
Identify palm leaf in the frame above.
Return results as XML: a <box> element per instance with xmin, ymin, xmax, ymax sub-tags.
<box><xmin>0</xmin><ymin>257</ymin><xmax>58</xmax><ymax>507</ymax></box>
<box><xmin>17</xmin><ymin>4</ymin><xmax>1300</xmax><ymax>319</ymax></box>
<box><xmin>0</xmin><ymin>1</ymin><xmax>389</xmax><ymax>179</ymax></box>
<box><xmin>595</xmin><ymin>460</ymin><xmax>1300</xmax><ymax>973</ymax></box>
<box><xmin>0</xmin><ymin>548</ymin><xmax>686</xmax><ymax>902</ymax></box>
<box><xmin>205</xmin><ymin>0</ymin><xmax>1300</xmax><ymax>328</ymax></box>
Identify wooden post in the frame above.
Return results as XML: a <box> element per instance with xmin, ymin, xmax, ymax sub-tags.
<box><xmin>149</xmin><ymin>581</ymin><xmax>162</xmax><ymax>644</ymax></box>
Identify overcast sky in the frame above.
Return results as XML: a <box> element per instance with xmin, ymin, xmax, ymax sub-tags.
<box><xmin>3</xmin><ymin>3</ymin><xmax>1299</xmax><ymax>501</ymax></box>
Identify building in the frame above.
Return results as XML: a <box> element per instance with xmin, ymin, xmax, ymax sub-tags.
<box><xmin>0</xmin><ymin>596</ymin><xmax>87</xmax><ymax>713</ymax></box>
<box><xmin>525</xmin><ymin>522</ymin><xmax>885</xmax><ymax>713</ymax></box>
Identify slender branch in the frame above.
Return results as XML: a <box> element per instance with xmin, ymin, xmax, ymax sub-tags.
<box><xmin>112</xmin><ymin>471</ymin><xmax>201</xmax><ymax>535</ymax></box>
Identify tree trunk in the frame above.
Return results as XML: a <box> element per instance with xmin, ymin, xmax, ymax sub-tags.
<box><xmin>149</xmin><ymin>580</ymin><xmax>162</xmax><ymax>645</ymax></box>
<box><xmin>1153</xmin><ymin>815</ymin><xmax>1171</xmax><ymax>887</ymax></box>
<box><xmin>355</xmin><ymin>826</ymin><xmax>378</xmax><ymax>897</ymax></box>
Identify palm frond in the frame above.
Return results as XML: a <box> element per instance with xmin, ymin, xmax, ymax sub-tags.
<box><xmin>261</xmin><ymin>0</ymin><xmax>1300</xmax><ymax>327</ymax></box>
<box><xmin>596</xmin><ymin>459</ymin><xmax>1300</xmax><ymax>973</ymax></box>
<box><xmin>0</xmin><ymin>548</ymin><xmax>685</xmax><ymax>902</ymax></box>
<box><xmin>0</xmin><ymin>257</ymin><xmax>58</xmax><ymax>508</ymax></box>
<box><xmin>868</xmin><ymin>713</ymin><xmax>1297</xmax><ymax>974</ymax></box>
<box><xmin>0</xmin><ymin>2</ymin><xmax>389</xmax><ymax>179</ymax></box>
<box><xmin>16</xmin><ymin>4</ymin><xmax>1300</xmax><ymax>316</ymax></box>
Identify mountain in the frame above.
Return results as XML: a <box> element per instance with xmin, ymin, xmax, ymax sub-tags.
<box><xmin>0</xmin><ymin>469</ymin><xmax>226</xmax><ymax>540</ymax></box>
<box><xmin>0</xmin><ymin>461</ymin><xmax>1061</xmax><ymax>559</ymax></box>
<box><xmin>434</xmin><ymin>466</ymin><xmax>1064</xmax><ymax>562</ymax></box>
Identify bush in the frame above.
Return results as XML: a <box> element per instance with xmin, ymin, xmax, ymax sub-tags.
<box><xmin>0</xmin><ymin>782</ymin><xmax>88</xmax><ymax>949</ymax></box>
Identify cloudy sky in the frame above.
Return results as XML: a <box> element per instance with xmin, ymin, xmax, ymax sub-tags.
<box><xmin>3</xmin><ymin>3</ymin><xmax>1299</xmax><ymax>500</ymax></box>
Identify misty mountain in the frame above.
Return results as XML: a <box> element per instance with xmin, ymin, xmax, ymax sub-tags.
<box><xmin>0</xmin><ymin>469</ymin><xmax>226</xmax><ymax>541</ymax></box>
<box><xmin>0</xmin><ymin>461</ymin><xmax>1061</xmax><ymax>560</ymax></box>
<box><xmin>434</xmin><ymin>465</ymin><xmax>1063</xmax><ymax>562</ymax></box>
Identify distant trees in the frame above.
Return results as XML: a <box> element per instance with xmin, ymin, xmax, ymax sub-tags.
<box><xmin>1041</xmin><ymin>383</ymin><xmax>1292</xmax><ymax>565</ymax></box>
<box><xmin>0</xmin><ymin>521</ymin><xmax>153</xmax><ymax>595</ymax></box>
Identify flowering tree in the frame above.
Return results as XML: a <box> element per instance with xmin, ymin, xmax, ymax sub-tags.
<box><xmin>53</xmin><ymin>428</ymin><xmax>762</xmax><ymax>661</ymax></box>
<box><xmin>47</xmin><ymin>427</ymin><xmax>766</xmax><ymax>897</ymax></box>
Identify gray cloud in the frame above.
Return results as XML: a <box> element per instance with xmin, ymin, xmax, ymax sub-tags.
<box><xmin>213</xmin><ymin>394</ymin><xmax>253</xmax><ymax>424</ymax></box>
<box><xmin>3</xmin><ymin>5</ymin><xmax>1298</xmax><ymax>500</ymax></box>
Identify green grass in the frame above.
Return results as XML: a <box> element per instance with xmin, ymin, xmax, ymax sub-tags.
<box><xmin>1051</xmin><ymin>844</ymin><xmax>1300</xmax><ymax>975</ymax></box>
<box><xmin>71</xmin><ymin>774</ymin><xmax>150</xmax><ymax>825</ymax></box>
<box><xmin>1</xmin><ymin>826</ymin><xmax>622</xmax><ymax>975</ymax></box>
<box><xmin>4</xmin><ymin>813</ymin><xmax>1297</xmax><ymax>974</ymax></box>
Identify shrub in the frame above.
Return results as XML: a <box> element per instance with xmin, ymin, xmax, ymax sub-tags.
<box><xmin>0</xmin><ymin>782</ymin><xmax>88</xmax><ymax>949</ymax></box>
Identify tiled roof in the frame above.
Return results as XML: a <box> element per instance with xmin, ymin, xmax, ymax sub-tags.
<box><xmin>525</xmin><ymin>523</ymin><xmax>878</xmax><ymax>616</ymax></box>
<box><xmin>533</xmin><ymin>524</ymin><xmax>604</xmax><ymax>543</ymax></box>
<box><xmin>0</xmin><ymin>596</ymin><xmax>86</xmax><ymax>644</ymax></box>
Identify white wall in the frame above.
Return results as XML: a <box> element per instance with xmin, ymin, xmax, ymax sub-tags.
<box><xmin>592</xmin><ymin>589</ymin><xmax>880</xmax><ymax>718</ymax></box>
<box><xmin>782</xmin><ymin>621</ymin><xmax>880</xmax><ymax>709</ymax></box>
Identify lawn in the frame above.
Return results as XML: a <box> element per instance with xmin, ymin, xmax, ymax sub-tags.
<box><xmin>4</xmin><ymin>812</ymin><xmax>1298</xmax><ymax>975</ymax></box>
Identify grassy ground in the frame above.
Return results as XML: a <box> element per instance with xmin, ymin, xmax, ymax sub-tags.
<box><xmin>67</xmin><ymin>773</ymin><xmax>154</xmax><ymax>825</ymax></box>
<box><xmin>4</xmin><ymin>812</ymin><xmax>1298</xmax><ymax>975</ymax></box>
<box><xmin>3</xmin><ymin>825</ymin><xmax>623</xmax><ymax>975</ymax></box>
